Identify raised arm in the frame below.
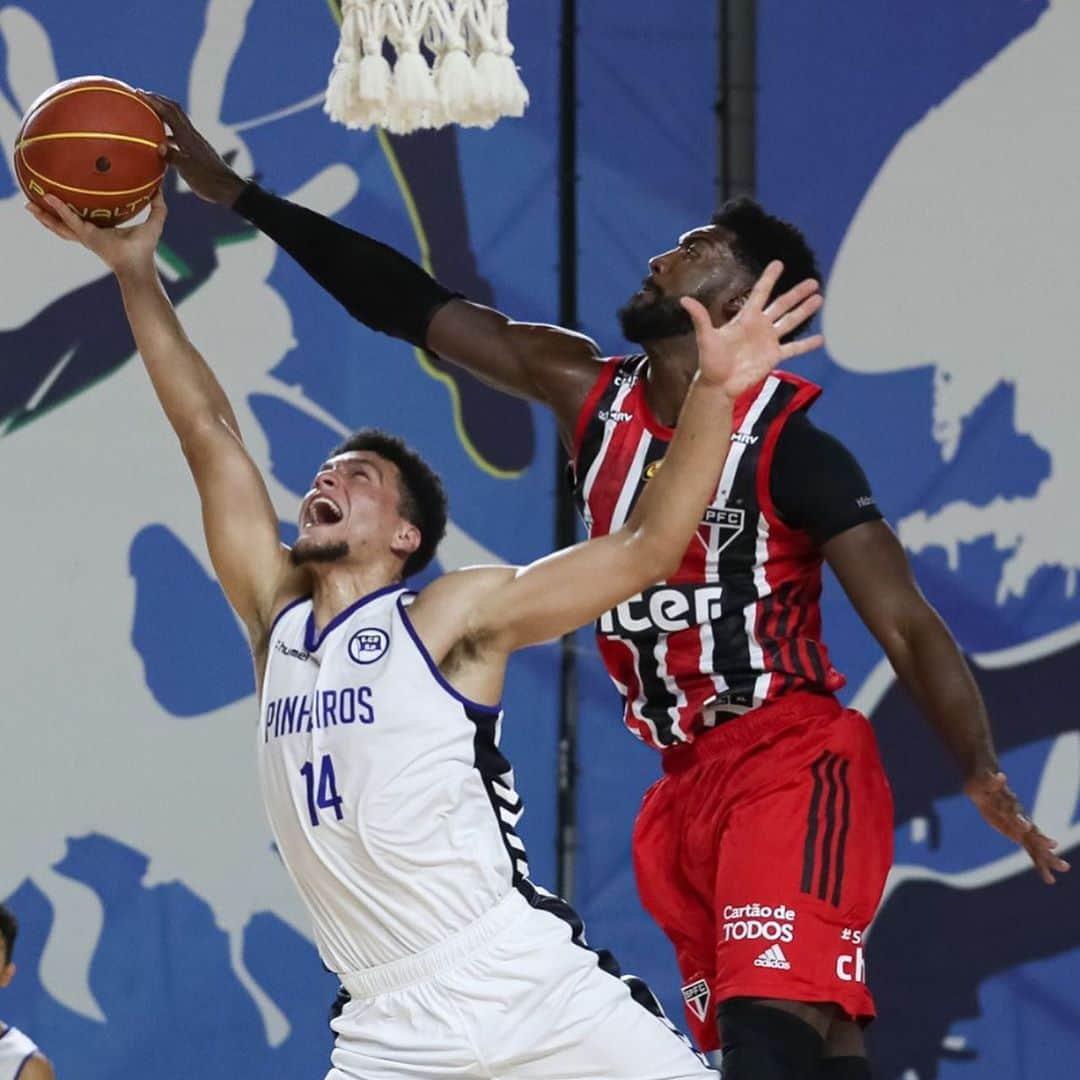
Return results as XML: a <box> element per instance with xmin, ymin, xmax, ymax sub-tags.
<box><xmin>28</xmin><ymin>193</ymin><xmax>297</xmax><ymax>644</ymax></box>
<box><xmin>410</xmin><ymin>262</ymin><xmax>824</xmax><ymax>667</ymax></box>
<box><xmin>825</xmin><ymin>520</ymin><xmax>1071</xmax><ymax>884</ymax></box>
<box><xmin>139</xmin><ymin>93</ymin><xmax>601</xmax><ymax>438</ymax></box>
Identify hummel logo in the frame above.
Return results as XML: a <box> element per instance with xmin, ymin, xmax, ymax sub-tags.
<box><xmin>275</xmin><ymin>640</ymin><xmax>311</xmax><ymax>662</ymax></box>
<box><xmin>753</xmin><ymin>944</ymin><xmax>791</xmax><ymax>970</ymax></box>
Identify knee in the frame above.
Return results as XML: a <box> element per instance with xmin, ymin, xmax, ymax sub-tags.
<box><xmin>717</xmin><ymin>998</ymin><xmax>825</xmax><ymax>1080</ymax></box>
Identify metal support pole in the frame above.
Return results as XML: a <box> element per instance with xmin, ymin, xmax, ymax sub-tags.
<box><xmin>555</xmin><ymin>0</ymin><xmax>579</xmax><ymax>902</ymax></box>
<box><xmin>718</xmin><ymin>0</ymin><xmax>757</xmax><ymax>202</ymax></box>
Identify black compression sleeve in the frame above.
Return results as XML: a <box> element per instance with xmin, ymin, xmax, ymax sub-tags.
<box><xmin>232</xmin><ymin>182</ymin><xmax>458</xmax><ymax>347</ymax></box>
<box><xmin>769</xmin><ymin>411</ymin><xmax>883</xmax><ymax>546</ymax></box>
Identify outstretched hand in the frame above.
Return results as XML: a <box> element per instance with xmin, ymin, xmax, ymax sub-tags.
<box><xmin>681</xmin><ymin>260</ymin><xmax>823</xmax><ymax>400</ymax></box>
<box><xmin>965</xmin><ymin>769</ymin><xmax>1071</xmax><ymax>884</ymax></box>
<box><xmin>26</xmin><ymin>192</ymin><xmax>167</xmax><ymax>276</ymax></box>
<box><xmin>26</xmin><ymin>191</ymin><xmax>167</xmax><ymax>276</ymax></box>
<box><xmin>137</xmin><ymin>91</ymin><xmax>246</xmax><ymax>207</ymax></box>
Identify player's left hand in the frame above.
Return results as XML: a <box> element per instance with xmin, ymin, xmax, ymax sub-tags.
<box><xmin>965</xmin><ymin>769</ymin><xmax>1071</xmax><ymax>884</ymax></box>
<box><xmin>681</xmin><ymin>260</ymin><xmax>824</xmax><ymax>400</ymax></box>
<box><xmin>26</xmin><ymin>191</ymin><xmax>167</xmax><ymax>276</ymax></box>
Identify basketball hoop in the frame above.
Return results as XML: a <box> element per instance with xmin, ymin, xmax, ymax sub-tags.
<box><xmin>326</xmin><ymin>0</ymin><xmax>529</xmax><ymax>134</ymax></box>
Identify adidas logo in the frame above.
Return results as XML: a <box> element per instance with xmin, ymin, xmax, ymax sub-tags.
<box><xmin>753</xmin><ymin>944</ymin><xmax>791</xmax><ymax>970</ymax></box>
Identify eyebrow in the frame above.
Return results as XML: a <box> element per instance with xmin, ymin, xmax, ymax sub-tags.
<box><xmin>679</xmin><ymin>230</ymin><xmax>719</xmax><ymax>248</ymax></box>
<box><xmin>326</xmin><ymin>454</ymin><xmax>384</xmax><ymax>480</ymax></box>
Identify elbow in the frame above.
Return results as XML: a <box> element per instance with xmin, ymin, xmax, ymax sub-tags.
<box><xmin>176</xmin><ymin>412</ymin><xmax>236</xmax><ymax>462</ymax></box>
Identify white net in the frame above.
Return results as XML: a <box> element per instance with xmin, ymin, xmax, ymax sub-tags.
<box><xmin>326</xmin><ymin>0</ymin><xmax>529</xmax><ymax>134</ymax></box>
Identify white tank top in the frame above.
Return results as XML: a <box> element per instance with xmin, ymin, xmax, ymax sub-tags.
<box><xmin>0</xmin><ymin>1025</ymin><xmax>40</xmax><ymax>1080</ymax></box>
<box><xmin>258</xmin><ymin>584</ymin><xmax>527</xmax><ymax>974</ymax></box>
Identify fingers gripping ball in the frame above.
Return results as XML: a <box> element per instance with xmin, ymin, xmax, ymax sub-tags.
<box><xmin>14</xmin><ymin>76</ymin><xmax>166</xmax><ymax>227</ymax></box>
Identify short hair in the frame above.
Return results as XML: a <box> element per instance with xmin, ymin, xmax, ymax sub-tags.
<box><xmin>328</xmin><ymin>428</ymin><xmax>447</xmax><ymax>578</ymax></box>
<box><xmin>0</xmin><ymin>904</ymin><xmax>16</xmax><ymax>964</ymax></box>
<box><xmin>712</xmin><ymin>197</ymin><xmax>821</xmax><ymax>337</ymax></box>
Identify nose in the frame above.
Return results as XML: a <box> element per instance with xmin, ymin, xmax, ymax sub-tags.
<box><xmin>649</xmin><ymin>248</ymin><xmax>676</xmax><ymax>277</ymax></box>
<box><xmin>315</xmin><ymin>469</ymin><xmax>340</xmax><ymax>492</ymax></box>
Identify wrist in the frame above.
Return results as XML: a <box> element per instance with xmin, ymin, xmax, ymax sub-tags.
<box><xmin>694</xmin><ymin>370</ymin><xmax>740</xmax><ymax>404</ymax></box>
<box><xmin>114</xmin><ymin>259</ymin><xmax>159</xmax><ymax>287</ymax></box>
<box><xmin>213</xmin><ymin>171</ymin><xmax>246</xmax><ymax>207</ymax></box>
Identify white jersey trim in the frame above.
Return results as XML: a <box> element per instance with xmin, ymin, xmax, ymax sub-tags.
<box><xmin>395</xmin><ymin>593</ymin><xmax>502</xmax><ymax>716</ymax></box>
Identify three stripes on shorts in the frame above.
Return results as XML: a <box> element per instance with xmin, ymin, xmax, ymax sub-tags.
<box><xmin>800</xmin><ymin>750</ymin><xmax>852</xmax><ymax>907</ymax></box>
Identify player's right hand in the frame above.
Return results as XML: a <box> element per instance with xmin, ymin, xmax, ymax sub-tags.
<box><xmin>681</xmin><ymin>261</ymin><xmax>824</xmax><ymax>401</ymax></box>
<box><xmin>137</xmin><ymin>91</ymin><xmax>247</xmax><ymax>207</ymax></box>
<box><xmin>965</xmin><ymin>769</ymin><xmax>1072</xmax><ymax>884</ymax></box>
<box><xmin>27</xmin><ymin>191</ymin><xmax>167</xmax><ymax>277</ymax></box>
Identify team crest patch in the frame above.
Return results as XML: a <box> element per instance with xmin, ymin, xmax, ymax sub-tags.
<box><xmin>681</xmin><ymin>977</ymin><xmax>711</xmax><ymax>1023</ymax></box>
<box><xmin>348</xmin><ymin>628</ymin><xmax>389</xmax><ymax>664</ymax></box>
<box><xmin>701</xmin><ymin>506</ymin><xmax>745</xmax><ymax>553</ymax></box>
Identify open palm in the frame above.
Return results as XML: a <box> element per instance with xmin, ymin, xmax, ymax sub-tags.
<box><xmin>682</xmin><ymin>260</ymin><xmax>824</xmax><ymax>399</ymax></box>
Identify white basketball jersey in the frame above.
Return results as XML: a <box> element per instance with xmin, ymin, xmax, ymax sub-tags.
<box><xmin>258</xmin><ymin>584</ymin><xmax>527</xmax><ymax>974</ymax></box>
<box><xmin>0</xmin><ymin>1025</ymin><xmax>39</xmax><ymax>1080</ymax></box>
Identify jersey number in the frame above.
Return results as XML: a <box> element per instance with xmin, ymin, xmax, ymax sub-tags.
<box><xmin>300</xmin><ymin>754</ymin><xmax>344</xmax><ymax>827</ymax></box>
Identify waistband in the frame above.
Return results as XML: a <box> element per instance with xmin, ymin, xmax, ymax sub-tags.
<box><xmin>662</xmin><ymin>691</ymin><xmax>841</xmax><ymax>776</ymax></box>
<box><xmin>339</xmin><ymin>889</ymin><xmax>524</xmax><ymax>1000</ymax></box>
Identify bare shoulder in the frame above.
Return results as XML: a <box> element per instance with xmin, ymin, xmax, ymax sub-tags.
<box><xmin>22</xmin><ymin>1053</ymin><xmax>56</xmax><ymax>1080</ymax></box>
<box><xmin>407</xmin><ymin>565</ymin><xmax>517</xmax><ymax>664</ymax></box>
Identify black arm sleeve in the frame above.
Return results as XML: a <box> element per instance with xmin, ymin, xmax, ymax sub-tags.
<box><xmin>769</xmin><ymin>411</ymin><xmax>883</xmax><ymax>546</ymax></box>
<box><xmin>232</xmin><ymin>182</ymin><xmax>458</xmax><ymax>347</ymax></box>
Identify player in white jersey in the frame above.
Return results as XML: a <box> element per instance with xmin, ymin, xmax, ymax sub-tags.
<box><xmin>0</xmin><ymin>906</ymin><xmax>55</xmax><ymax>1080</ymax></box>
<box><xmin>29</xmin><ymin>189</ymin><xmax>822</xmax><ymax>1079</ymax></box>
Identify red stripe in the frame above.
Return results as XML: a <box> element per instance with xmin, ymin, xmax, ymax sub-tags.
<box><xmin>572</xmin><ymin>357</ymin><xmax>621</xmax><ymax>467</ymax></box>
<box><xmin>597</xmin><ymin>636</ymin><xmax>654</xmax><ymax>743</ymax></box>
<box><xmin>588</xmin><ymin>385</ymin><xmax>649</xmax><ymax>538</ymax></box>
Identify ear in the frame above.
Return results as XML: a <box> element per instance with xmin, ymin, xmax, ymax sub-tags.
<box><xmin>0</xmin><ymin>962</ymin><xmax>15</xmax><ymax>988</ymax></box>
<box><xmin>720</xmin><ymin>289</ymin><xmax>749</xmax><ymax>323</ymax></box>
<box><xmin>391</xmin><ymin>520</ymin><xmax>422</xmax><ymax>565</ymax></box>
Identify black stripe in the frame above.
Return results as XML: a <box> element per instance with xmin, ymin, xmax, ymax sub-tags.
<box><xmin>513</xmin><ymin>878</ymin><xmax>707</xmax><ymax>1065</ymax></box>
<box><xmin>800</xmin><ymin>751</ymin><xmax>831</xmax><ymax>893</ymax></box>
<box><xmin>804</xmin><ymin>639</ymin><xmax>828</xmax><ymax>686</ymax></box>
<box><xmin>772</xmin><ymin>581</ymin><xmax>796</xmax><ymax>640</ymax></box>
<box><xmin>635</xmin><ymin>632</ymin><xmax>680</xmax><ymax>747</ymax></box>
<box><xmin>817</xmin><ymin>754</ymin><xmax>841</xmax><ymax>901</ymax></box>
<box><xmin>712</xmin><ymin>380</ymin><xmax>799</xmax><ymax>694</ymax></box>
<box><xmin>470</xmin><ymin>706</ymin><xmax>530</xmax><ymax>883</ymax></box>
<box><xmin>831</xmin><ymin>759</ymin><xmax>852</xmax><ymax>907</ymax></box>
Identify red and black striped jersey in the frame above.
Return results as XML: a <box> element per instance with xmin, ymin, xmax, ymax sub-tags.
<box><xmin>572</xmin><ymin>354</ymin><xmax>846</xmax><ymax>750</ymax></box>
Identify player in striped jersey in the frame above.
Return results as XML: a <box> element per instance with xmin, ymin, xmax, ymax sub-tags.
<box><xmin>0</xmin><ymin>906</ymin><xmax>55</xmax><ymax>1080</ymax></box>
<box><xmin>152</xmin><ymin>101</ymin><xmax>1070</xmax><ymax>1080</ymax></box>
<box><xmin>29</xmin><ymin>186</ymin><xmax>823</xmax><ymax>1078</ymax></box>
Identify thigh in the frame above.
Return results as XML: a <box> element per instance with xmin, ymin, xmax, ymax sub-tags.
<box><xmin>465</xmin><ymin>902</ymin><xmax>714</xmax><ymax>1079</ymax></box>
<box><xmin>328</xmin><ymin>986</ymin><xmax>481</xmax><ymax>1080</ymax></box>
<box><xmin>633</xmin><ymin>775</ymin><xmax>720</xmax><ymax>1051</ymax></box>
<box><xmin>712</xmin><ymin>710</ymin><xmax>894</xmax><ymax>1022</ymax></box>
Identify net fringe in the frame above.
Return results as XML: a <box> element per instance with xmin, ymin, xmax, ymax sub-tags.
<box><xmin>325</xmin><ymin>0</ymin><xmax>529</xmax><ymax>133</ymax></box>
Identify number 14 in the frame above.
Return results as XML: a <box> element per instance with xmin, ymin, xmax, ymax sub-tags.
<box><xmin>300</xmin><ymin>754</ymin><xmax>344</xmax><ymax>826</ymax></box>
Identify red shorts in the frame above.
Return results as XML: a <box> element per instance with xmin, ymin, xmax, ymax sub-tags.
<box><xmin>632</xmin><ymin>692</ymin><xmax>894</xmax><ymax>1053</ymax></box>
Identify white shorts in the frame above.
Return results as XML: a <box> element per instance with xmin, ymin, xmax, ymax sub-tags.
<box><xmin>327</xmin><ymin>888</ymin><xmax>715</xmax><ymax>1079</ymax></box>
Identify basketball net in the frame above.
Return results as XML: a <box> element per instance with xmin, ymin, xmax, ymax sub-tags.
<box><xmin>326</xmin><ymin>0</ymin><xmax>529</xmax><ymax>133</ymax></box>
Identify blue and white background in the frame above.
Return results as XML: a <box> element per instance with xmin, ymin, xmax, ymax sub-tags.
<box><xmin>1</xmin><ymin>2</ymin><xmax>1076</xmax><ymax>1078</ymax></box>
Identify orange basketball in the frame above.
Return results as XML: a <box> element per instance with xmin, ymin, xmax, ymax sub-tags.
<box><xmin>14</xmin><ymin>76</ymin><xmax>166</xmax><ymax>228</ymax></box>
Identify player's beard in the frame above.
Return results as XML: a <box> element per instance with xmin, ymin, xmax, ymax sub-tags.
<box><xmin>290</xmin><ymin>539</ymin><xmax>350</xmax><ymax>567</ymax></box>
<box><xmin>617</xmin><ymin>292</ymin><xmax>695</xmax><ymax>344</ymax></box>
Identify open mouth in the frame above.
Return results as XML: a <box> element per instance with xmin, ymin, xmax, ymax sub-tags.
<box><xmin>304</xmin><ymin>496</ymin><xmax>344</xmax><ymax>528</ymax></box>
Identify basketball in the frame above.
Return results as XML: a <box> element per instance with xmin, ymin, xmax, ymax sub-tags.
<box><xmin>13</xmin><ymin>76</ymin><xmax>166</xmax><ymax>228</ymax></box>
